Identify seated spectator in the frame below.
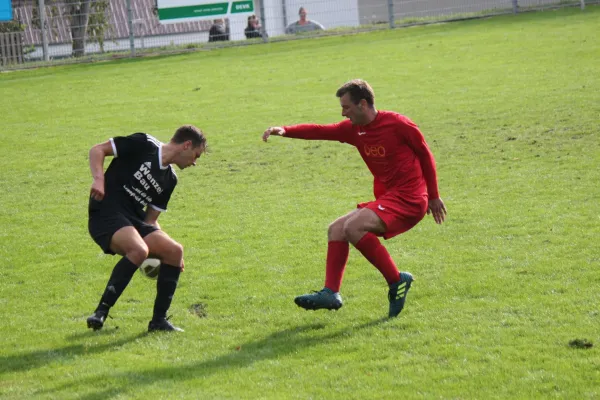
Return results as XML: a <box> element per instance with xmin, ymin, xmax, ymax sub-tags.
<box><xmin>285</xmin><ymin>7</ymin><xmax>324</xmax><ymax>34</ymax></box>
<box><xmin>245</xmin><ymin>14</ymin><xmax>264</xmax><ymax>39</ymax></box>
<box><xmin>208</xmin><ymin>18</ymin><xmax>229</xmax><ymax>42</ymax></box>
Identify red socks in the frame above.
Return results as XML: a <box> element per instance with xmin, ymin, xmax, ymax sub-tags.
<box><xmin>324</xmin><ymin>234</ymin><xmax>400</xmax><ymax>291</ymax></box>
<box><xmin>324</xmin><ymin>241</ymin><xmax>349</xmax><ymax>292</ymax></box>
<box><xmin>354</xmin><ymin>233</ymin><xmax>400</xmax><ymax>285</ymax></box>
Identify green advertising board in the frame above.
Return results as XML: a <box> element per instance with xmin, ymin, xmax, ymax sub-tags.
<box><xmin>157</xmin><ymin>0</ymin><xmax>254</xmax><ymax>23</ymax></box>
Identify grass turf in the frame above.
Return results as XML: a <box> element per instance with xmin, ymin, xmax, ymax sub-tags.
<box><xmin>1</xmin><ymin>6</ymin><xmax>599</xmax><ymax>399</ymax></box>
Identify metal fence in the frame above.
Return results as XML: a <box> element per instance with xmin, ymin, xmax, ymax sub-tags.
<box><xmin>0</xmin><ymin>31</ymin><xmax>24</xmax><ymax>65</ymax></box>
<box><xmin>0</xmin><ymin>0</ymin><xmax>592</xmax><ymax>70</ymax></box>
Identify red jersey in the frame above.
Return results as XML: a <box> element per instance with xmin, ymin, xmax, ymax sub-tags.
<box><xmin>284</xmin><ymin>110</ymin><xmax>439</xmax><ymax>201</ymax></box>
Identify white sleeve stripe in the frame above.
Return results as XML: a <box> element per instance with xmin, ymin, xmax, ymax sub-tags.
<box><xmin>149</xmin><ymin>204</ymin><xmax>167</xmax><ymax>212</ymax></box>
<box><xmin>109</xmin><ymin>138</ymin><xmax>118</xmax><ymax>157</ymax></box>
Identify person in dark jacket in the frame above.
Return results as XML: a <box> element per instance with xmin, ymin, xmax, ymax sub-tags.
<box><xmin>208</xmin><ymin>18</ymin><xmax>229</xmax><ymax>42</ymax></box>
<box><xmin>244</xmin><ymin>14</ymin><xmax>263</xmax><ymax>39</ymax></box>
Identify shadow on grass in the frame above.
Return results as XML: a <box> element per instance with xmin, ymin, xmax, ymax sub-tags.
<box><xmin>40</xmin><ymin>317</ymin><xmax>392</xmax><ymax>399</ymax></box>
<box><xmin>0</xmin><ymin>331</ymin><xmax>148</xmax><ymax>375</ymax></box>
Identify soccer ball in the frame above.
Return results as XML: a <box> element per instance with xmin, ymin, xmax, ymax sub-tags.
<box><xmin>139</xmin><ymin>258</ymin><xmax>161</xmax><ymax>280</ymax></box>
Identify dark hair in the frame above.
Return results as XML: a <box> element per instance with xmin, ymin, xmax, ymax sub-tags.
<box><xmin>172</xmin><ymin>125</ymin><xmax>206</xmax><ymax>148</ymax></box>
<box><xmin>299</xmin><ymin>7</ymin><xmax>306</xmax><ymax>14</ymax></box>
<box><xmin>336</xmin><ymin>79</ymin><xmax>375</xmax><ymax>107</ymax></box>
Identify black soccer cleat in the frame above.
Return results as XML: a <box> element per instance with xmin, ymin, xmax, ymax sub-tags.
<box><xmin>148</xmin><ymin>317</ymin><xmax>184</xmax><ymax>332</ymax></box>
<box><xmin>86</xmin><ymin>311</ymin><xmax>108</xmax><ymax>331</ymax></box>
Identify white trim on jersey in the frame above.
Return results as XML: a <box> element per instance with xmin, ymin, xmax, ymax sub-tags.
<box><xmin>145</xmin><ymin>134</ymin><xmax>163</xmax><ymax>148</ymax></box>
<box><xmin>158</xmin><ymin>144</ymin><xmax>169</xmax><ymax>170</ymax></box>
<box><xmin>109</xmin><ymin>138</ymin><xmax>118</xmax><ymax>157</ymax></box>
<box><xmin>145</xmin><ymin>134</ymin><xmax>169</xmax><ymax>170</ymax></box>
<box><xmin>149</xmin><ymin>203</ymin><xmax>167</xmax><ymax>212</ymax></box>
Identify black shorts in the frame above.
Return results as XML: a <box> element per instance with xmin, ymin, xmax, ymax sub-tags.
<box><xmin>88</xmin><ymin>207</ymin><xmax>159</xmax><ymax>255</ymax></box>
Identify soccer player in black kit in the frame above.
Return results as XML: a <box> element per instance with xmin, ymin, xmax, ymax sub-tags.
<box><xmin>86</xmin><ymin>125</ymin><xmax>206</xmax><ymax>332</ymax></box>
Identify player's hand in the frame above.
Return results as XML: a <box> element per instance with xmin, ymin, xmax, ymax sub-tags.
<box><xmin>90</xmin><ymin>178</ymin><xmax>105</xmax><ymax>201</ymax></box>
<box><xmin>180</xmin><ymin>258</ymin><xmax>185</xmax><ymax>272</ymax></box>
<box><xmin>262</xmin><ymin>126</ymin><xmax>286</xmax><ymax>142</ymax></box>
<box><xmin>427</xmin><ymin>198</ymin><xmax>447</xmax><ymax>224</ymax></box>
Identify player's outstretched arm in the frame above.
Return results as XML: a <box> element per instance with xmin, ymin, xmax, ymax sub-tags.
<box><xmin>89</xmin><ymin>141</ymin><xmax>114</xmax><ymax>201</ymax></box>
<box><xmin>262</xmin><ymin>126</ymin><xmax>286</xmax><ymax>142</ymax></box>
<box><xmin>427</xmin><ymin>198</ymin><xmax>447</xmax><ymax>224</ymax></box>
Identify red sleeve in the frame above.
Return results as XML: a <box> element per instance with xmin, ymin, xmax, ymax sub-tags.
<box><xmin>398</xmin><ymin>117</ymin><xmax>440</xmax><ymax>200</ymax></box>
<box><xmin>283</xmin><ymin>121</ymin><xmax>355</xmax><ymax>145</ymax></box>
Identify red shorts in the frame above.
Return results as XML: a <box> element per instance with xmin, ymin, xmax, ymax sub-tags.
<box><xmin>357</xmin><ymin>192</ymin><xmax>428</xmax><ymax>240</ymax></box>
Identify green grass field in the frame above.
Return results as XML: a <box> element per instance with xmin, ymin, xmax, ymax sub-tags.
<box><xmin>1</xmin><ymin>6</ymin><xmax>599</xmax><ymax>399</ymax></box>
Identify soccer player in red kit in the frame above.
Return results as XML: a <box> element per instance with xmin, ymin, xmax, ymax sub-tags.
<box><xmin>262</xmin><ymin>79</ymin><xmax>446</xmax><ymax>318</ymax></box>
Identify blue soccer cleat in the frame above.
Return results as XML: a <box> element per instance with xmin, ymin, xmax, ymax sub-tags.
<box><xmin>388</xmin><ymin>272</ymin><xmax>414</xmax><ymax>318</ymax></box>
<box><xmin>294</xmin><ymin>287</ymin><xmax>343</xmax><ymax>311</ymax></box>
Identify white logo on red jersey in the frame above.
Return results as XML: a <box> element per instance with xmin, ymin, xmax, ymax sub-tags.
<box><xmin>378</xmin><ymin>205</ymin><xmax>386</xmax><ymax>211</ymax></box>
<box><xmin>358</xmin><ymin>131</ymin><xmax>367</xmax><ymax>136</ymax></box>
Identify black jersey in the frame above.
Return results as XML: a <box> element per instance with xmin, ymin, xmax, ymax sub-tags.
<box><xmin>90</xmin><ymin>133</ymin><xmax>178</xmax><ymax>219</ymax></box>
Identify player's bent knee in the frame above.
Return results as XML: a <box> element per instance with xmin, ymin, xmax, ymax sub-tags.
<box><xmin>342</xmin><ymin>218</ymin><xmax>359</xmax><ymax>236</ymax></box>
<box><xmin>162</xmin><ymin>242</ymin><xmax>183</xmax><ymax>265</ymax></box>
<box><xmin>127</xmin><ymin>245</ymin><xmax>150</xmax><ymax>266</ymax></box>
<box><xmin>342</xmin><ymin>217</ymin><xmax>375</xmax><ymax>244</ymax></box>
<box><xmin>346</xmin><ymin>209</ymin><xmax>386</xmax><ymax>236</ymax></box>
<box><xmin>172</xmin><ymin>242</ymin><xmax>184</xmax><ymax>261</ymax></box>
<box><xmin>328</xmin><ymin>220</ymin><xmax>346</xmax><ymax>241</ymax></box>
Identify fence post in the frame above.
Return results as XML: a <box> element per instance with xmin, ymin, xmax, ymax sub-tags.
<box><xmin>281</xmin><ymin>0</ymin><xmax>287</xmax><ymax>29</ymax></box>
<box><xmin>512</xmin><ymin>0</ymin><xmax>518</xmax><ymax>14</ymax></box>
<box><xmin>126</xmin><ymin>0</ymin><xmax>135</xmax><ymax>56</ymax></box>
<box><xmin>580</xmin><ymin>0</ymin><xmax>585</xmax><ymax>10</ymax></box>
<box><xmin>388</xmin><ymin>0</ymin><xmax>395</xmax><ymax>28</ymax></box>
<box><xmin>259</xmin><ymin>0</ymin><xmax>268</xmax><ymax>42</ymax></box>
<box><xmin>37</xmin><ymin>0</ymin><xmax>49</xmax><ymax>61</ymax></box>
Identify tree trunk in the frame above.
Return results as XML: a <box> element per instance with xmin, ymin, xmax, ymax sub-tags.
<box><xmin>70</xmin><ymin>0</ymin><xmax>92</xmax><ymax>57</ymax></box>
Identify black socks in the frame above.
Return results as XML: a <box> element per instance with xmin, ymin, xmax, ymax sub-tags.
<box><xmin>95</xmin><ymin>256</ymin><xmax>138</xmax><ymax>314</ymax></box>
<box><xmin>152</xmin><ymin>263</ymin><xmax>181</xmax><ymax>321</ymax></box>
